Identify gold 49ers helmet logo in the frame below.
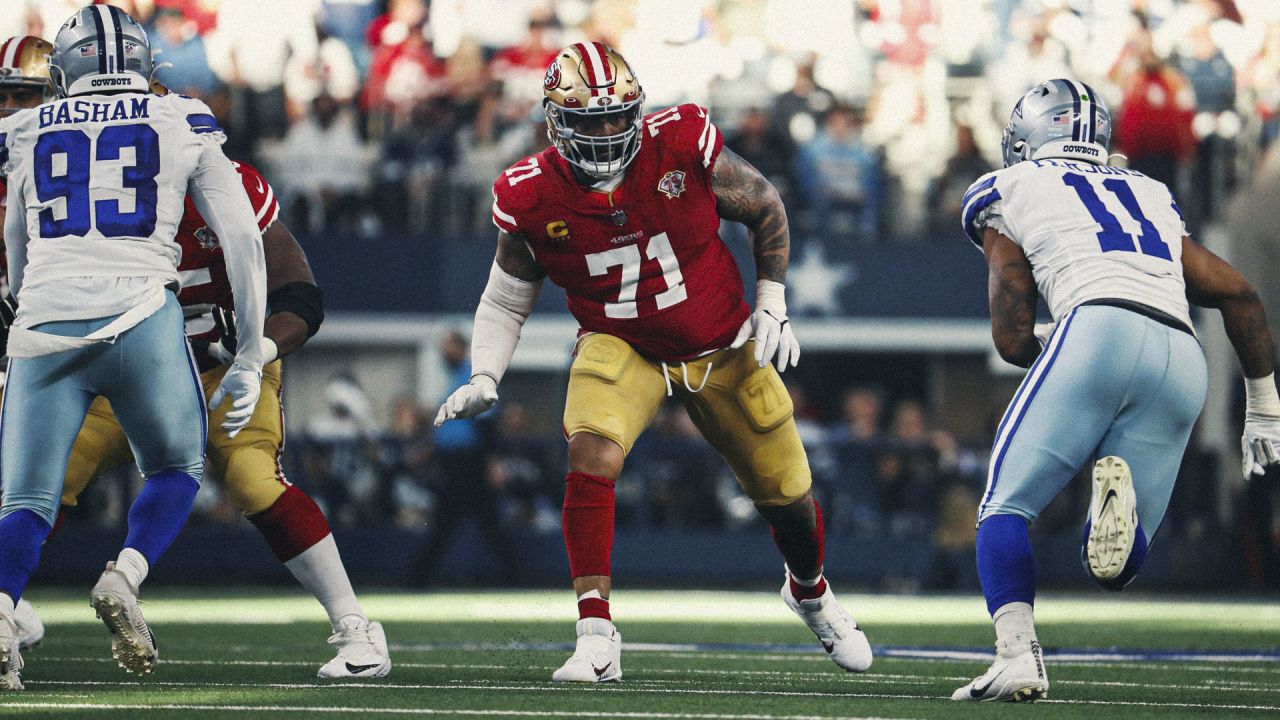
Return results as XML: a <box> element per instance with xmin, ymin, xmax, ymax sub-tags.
<box><xmin>657</xmin><ymin>170</ymin><xmax>686</xmax><ymax>199</ymax></box>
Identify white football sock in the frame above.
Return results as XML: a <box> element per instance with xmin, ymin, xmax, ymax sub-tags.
<box><xmin>0</xmin><ymin>593</ymin><xmax>14</xmax><ymax>618</ymax></box>
<box><xmin>283</xmin><ymin>534</ymin><xmax>365</xmax><ymax>630</ymax></box>
<box><xmin>992</xmin><ymin>601</ymin><xmax>1037</xmax><ymax>650</ymax></box>
<box><xmin>115</xmin><ymin>548</ymin><xmax>149</xmax><ymax>589</ymax></box>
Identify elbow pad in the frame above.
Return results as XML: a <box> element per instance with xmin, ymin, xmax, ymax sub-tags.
<box><xmin>267</xmin><ymin>281</ymin><xmax>324</xmax><ymax>338</ymax></box>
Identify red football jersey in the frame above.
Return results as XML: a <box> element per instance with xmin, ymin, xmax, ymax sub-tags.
<box><xmin>491</xmin><ymin>103</ymin><xmax>749</xmax><ymax>362</ymax></box>
<box><xmin>179</xmin><ymin>161</ymin><xmax>279</xmax><ymax>369</ymax></box>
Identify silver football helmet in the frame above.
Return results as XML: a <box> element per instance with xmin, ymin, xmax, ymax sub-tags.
<box><xmin>1001</xmin><ymin>79</ymin><xmax>1112</xmax><ymax>167</ymax></box>
<box><xmin>49</xmin><ymin>5</ymin><xmax>153</xmax><ymax>98</ymax></box>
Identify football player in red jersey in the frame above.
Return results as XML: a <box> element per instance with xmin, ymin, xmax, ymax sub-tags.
<box><xmin>436</xmin><ymin>42</ymin><xmax>873</xmax><ymax>681</ymax></box>
<box><xmin>0</xmin><ymin>59</ymin><xmax>390</xmax><ymax>678</ymax></box>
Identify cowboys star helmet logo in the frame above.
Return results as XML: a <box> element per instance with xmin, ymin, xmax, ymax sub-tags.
<box><xmin>657</xmin><ymin>170</ymin><xmax>686</xmax><ymax>199</ymax></box>
<box><xmin>194</xmin><ymin>226</ymin><xmax>219</xmax><ymax>249</ymax></box>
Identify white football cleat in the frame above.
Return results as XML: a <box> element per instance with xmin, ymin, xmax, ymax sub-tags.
<box><xmin>0</xmin><ymin>605</ymin><xmax>23</xmax><ymax>691</ymax></box>
<box><xmin>13</xmin><ymin>598</ymin><xmax>44</xmax><ymax>651</ymax></box>
<box><xmin>318</xmin><ymin>616</ymin><xmax>391</xmax><ymax>679</ymax></box>
<box><xmin>781</xmin><ymin>574</ymin><xmax>873</xmax><ymax>672</ymax></box>
<box><xmin>552</xmin><ymin>618</ymin><xmax>622</xmax><ymax>682</ymax></box>
<box><xmin>90</xmin><ymin>562</ymin><xmax>157</xmax><ymax>675</ymax></box>
<box><xmin>951</xmin><ymin>638</ymin><xmax>1048</xmax><ymax>702</ymax></box>
<box><xmin>1086</xmin><ymin>456</ymin><xmax>1137</xmax><ymax>581</ymax></box>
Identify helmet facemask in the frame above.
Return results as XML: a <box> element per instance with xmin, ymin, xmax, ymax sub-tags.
<box><xmin>545</xmin><ymin>94</ymin><xmax>644</xmax><ymax>179</ymax></box>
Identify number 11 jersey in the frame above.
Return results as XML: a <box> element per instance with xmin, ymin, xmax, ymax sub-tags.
<box><xmin>961</xmin><ymin>159</ymin><xmax>1192</xmax><ymax>329</ymax></box>
<box><xmin>491</xmin><ymin>103</ymin><xmax>750</xmax><ymax>363</ymax></box>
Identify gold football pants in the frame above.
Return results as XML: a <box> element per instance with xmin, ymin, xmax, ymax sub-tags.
<box><xmin>60</xmin><ymin>361</ymin><xmax>288</xmax><ymax>514</ymax></box>
<box><xmin>562</xmin><ymin>333</ymin><xmax>811</xmax><ymax>505</ymax></box>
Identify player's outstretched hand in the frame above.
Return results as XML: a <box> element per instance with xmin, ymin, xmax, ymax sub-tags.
<box><xmin>210</xmin><ymin>361</ymin><xmax>263</xmax><ymax>437</ymax></box>
<box><xmin>731</xmin><ymin>280</ymin><xmax>799</xmax><ymax>372</ymax></box>
<box><xmin>435</xmin><ymin>375</ymin><xmax>499</xmax><ymax>427</ymax></box>
<box><xmin>1241</xmin><ymin>416</ymin><xmax>1280</xmax><ymax>481</ymax></box>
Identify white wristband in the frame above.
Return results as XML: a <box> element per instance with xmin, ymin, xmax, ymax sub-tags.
<box><xmin>756</xmin><ymin>279</ymin><xmax>787</xmax><ymax>317</ymax></box>
<box><xmin>1245</xmin><ymin>373</ymin><xmax>1280</xmax><ymax>419</ymax></box>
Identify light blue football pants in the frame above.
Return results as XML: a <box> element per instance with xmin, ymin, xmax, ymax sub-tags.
<box><xmin>979</xmin><ymin>304</ymin><xmax>1207</xmax><ymax>536</ymax></box>
<box><xmin>0</xmin><ymin>293</ymin><xmax>206</xmax><ymax>526</ymax></box>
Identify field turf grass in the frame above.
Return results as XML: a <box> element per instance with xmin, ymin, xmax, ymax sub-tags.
<box><xmin>0</xmin><ymin>589</ymin><xmax>1276</xmax><ymax>719</ymax></box>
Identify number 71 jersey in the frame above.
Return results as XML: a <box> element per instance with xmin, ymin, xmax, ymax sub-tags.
<box><xmin>491</xmin><ymin>103</ymin><xmax>750</xmax><ymax>363</ymax></box>
<box><xmin>0</xmin><ymin>92</ymin><xmax>225</xmax><ymax>283</ymax></box>
<box><xmin>962</xmin><ymin>159</ymin><xmax>1192</xmax><ymax>329</ymax></box>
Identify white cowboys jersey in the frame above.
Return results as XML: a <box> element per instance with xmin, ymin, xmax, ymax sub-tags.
<box><xmin>962</xmin><ymin>158</ymin><xmax>1192</xmax><ymax>330</ymax></box>
<box><xmin>0</xmin><ymin>91</ymin><xmax>265</xmax><ymax>338</ymax></box>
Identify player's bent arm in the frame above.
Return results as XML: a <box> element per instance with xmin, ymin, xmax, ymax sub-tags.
<box><xmin>434</xmin><ymin>231</ymin><xmax>544</xmax><ymax>427</ymax></box>
<box><xmin>263</xmin><ymin>219</ymin><xmax>321</xmax><ymax>359</ymax></box>
<box><xmin>712</xmin><ymin>146</ymin><xmax>789</xmax><ymax>283</ymax></box>
<box><xmin>1184</xmin><ymin>235</ymin><xmax>1280</xmax><ymax>479</ymax></box>
<box><xmin>4</xmin><ymin>179</ymin><xmax>27</xmax><ymax>295</ymax></box>
<box><xmin>983</xmin><ymin>228</ymin><xmax>1041</xmax><ymax>368</ymax></box>
<box><xmin>1182</xmin><ymin>236</ymin><xmax>1275</xmax><ymax>379</ymax></box>
<box><xmin>188</xmin><ymin>145</ymin><xmax>269</xmax><ymax>370</ymax></box>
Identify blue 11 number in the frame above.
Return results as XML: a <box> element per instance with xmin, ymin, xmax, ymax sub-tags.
<box><xmin>1061</xmin><ymin>173</ymin><xmax>1171</xmax><ymax>260</ymax></box>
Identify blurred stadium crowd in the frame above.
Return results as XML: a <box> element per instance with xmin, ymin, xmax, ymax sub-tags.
<box><xmin>17</xmin><ymin>0</ymin><xmax>1279</xmax><ymax>587</ymax></box>
<box><xmin>4</xmin><ymin>0</ymin><xmax>1278</xmax><ymax>242</ymax></box>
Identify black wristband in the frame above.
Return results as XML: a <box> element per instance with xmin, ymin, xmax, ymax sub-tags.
<box><xmin>267</xmin><ymin>282</ymin><xmax>324</xmax><ymax>338</ymax></box>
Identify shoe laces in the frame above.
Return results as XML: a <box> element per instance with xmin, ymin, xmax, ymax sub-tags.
<box><xmin>328</xmin><ymin>618</ymin><xmax>373</xmax><ymax>649</ymax></box>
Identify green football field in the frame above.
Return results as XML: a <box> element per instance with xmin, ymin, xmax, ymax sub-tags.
<box><xmin>0</xmin><ymin>589</ymin><xmax>1276</xmax><ymax>719</ymax></box>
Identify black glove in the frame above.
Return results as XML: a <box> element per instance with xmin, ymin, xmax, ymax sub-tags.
<box><xmin>0</xmin><ymin>293</ymin><xmax>16</xmax><ymax>357</ymax></box>
<box><xmin>190</xmin><ymin>305</ymin><xmax>238</xmax><ymax>365</ymax></box>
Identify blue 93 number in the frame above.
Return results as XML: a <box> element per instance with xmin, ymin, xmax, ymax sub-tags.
<box><xmin>34</xmin><ymin>124</ymin><xmax>160</xmax><ymax>239</ymax></box>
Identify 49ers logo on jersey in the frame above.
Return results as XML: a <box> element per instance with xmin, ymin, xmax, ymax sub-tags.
<box><xmin>194</xmin><ymin>226</ymin><xmax>219</xmax><ymax>249</ymax></box>
<box><xmin>657</xmin><ymin>170</ymin><xmax>686</xmax><ymax>199</ymax></box>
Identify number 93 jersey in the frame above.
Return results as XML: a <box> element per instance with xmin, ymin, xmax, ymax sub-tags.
<box><xmin>0</xmin><ymin>92</ymin><xmax>224</xmax><ymax>285</ymax></box>
<box><xmin>962</xmin><ymin>159</ymin><xmax>1192</xmax><ymax>330</ymax></box>
<box><xmin>491</xmin><ymin>103</ymin><xmax>750</xmax><ymax>363</ymax></box>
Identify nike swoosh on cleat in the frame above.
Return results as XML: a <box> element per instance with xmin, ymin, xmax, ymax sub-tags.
<box><xmin>345</xmin><ymin>662</ymin><xmax>382</xmax><ymax>674</ymax></box>
<box><xmin>821</xmin><ymin>641</ymin><xmax>835</xmax><ymax>654</ymax></box>
<box><xmin>593</xmin><ymin>662</ymin><xmax>612</xmax><ymax>678</ymax></box>
<box><xmin>969</xmin><ymin>666</ymin><xmax>1008</xmax><ymax>699</ymax></box>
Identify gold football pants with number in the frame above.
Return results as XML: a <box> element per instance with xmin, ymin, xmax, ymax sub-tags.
<box><xmin>60</xmin><ymin>360</ymin><xmax>288</xmax><ymax>514</ymax></box>
<box><xmin>562</xmin><ymin>333</ymin><xmax>811</xmax><ymax>505</ymax></box>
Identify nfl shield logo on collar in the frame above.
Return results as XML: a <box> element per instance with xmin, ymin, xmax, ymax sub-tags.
<box><xmin>657</xmin><ymin>170</ymin><xmax>686</xmax><ymax>199</ymax></box>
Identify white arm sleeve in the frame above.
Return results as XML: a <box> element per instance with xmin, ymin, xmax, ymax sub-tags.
<box><xmin>5</xmin><ymin>180</ymin><xmax>29</xmax><ymax>296</ymax></box>
<box><xmin>471</xmin><ymin>260</ymin><xmax>541</xmax><ymax>385</ymax></box>
<box><xmin>188</xmin><ymin>142</ymin><xmax>269</xmax><ymax>370</ymax></box>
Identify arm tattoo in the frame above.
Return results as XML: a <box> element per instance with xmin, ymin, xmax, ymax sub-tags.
<box><xmin>495</xmin><ymin>231</ymin><xmax>546</xmax><ymax>282</ymax></box>
<box><xmin>712</xmin><ymin>146</ymin><xmax>789</xmax><ymax>283</ymax></box>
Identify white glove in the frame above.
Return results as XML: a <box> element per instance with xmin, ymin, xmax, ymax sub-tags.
<box><xmin>209</xmin><ymin>361</ymin><xmax>263</xmax><ymax>437</ymax></box>
<box><xmin>198</xmin><ymin>305</ymin><xmax>278</xmax><ymax>367</ymax></box>
<box><xmin>731</xmin><ymin>279</ymin><xmax>799</xmax><ymax>372</ymax></box>
<box><xmin>1033</xmin><ymin>321</ymin><xmax>1057</xmax><ymax>349</ymax></box>
<box><xmin>434</xmin><ymin>374</ymin><xmax>499</xmax><ymax>427</ymax></box>
<box><xmin>1242</xmin><ymin>373</ymin><xmax>1280</xmax><ymax>481</ymax></box>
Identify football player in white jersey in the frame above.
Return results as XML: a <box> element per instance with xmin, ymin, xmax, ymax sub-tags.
<box><xmin>953</xmin><ymin>79</ymin><xmax>1280</xmax><ymax>702</ymax></box>
<box><xmin>0</xmin><ymin>7</ymin><xmax>269</xmax><ymax>690</ymax></box>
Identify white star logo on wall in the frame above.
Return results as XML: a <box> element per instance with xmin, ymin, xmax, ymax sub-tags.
<box><xmin>786</xmin><ymin>245</ymin><xmax>856</xmax><ymax>316</ymax></box>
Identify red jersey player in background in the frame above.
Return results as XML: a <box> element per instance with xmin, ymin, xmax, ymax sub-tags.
<box><xmin>0</xmin><ymin>47</ymin><xmax>389</xmax><ymax>679</ymax></box>
<box><xmin>436</xmin><ymin>42</ymin><xmax>873</xmax><ymax>681</ymax></box>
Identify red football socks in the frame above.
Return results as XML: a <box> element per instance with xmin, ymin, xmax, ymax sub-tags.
<box><xmin>562</xmin><ymin>471</ymin><xmax>616</xmax><ymax>578</ymax></box>
<box><xmin>769</xmin><ymin>499</ymin><xmax>827</xmax><ymax>599</ymax></box>
<box><xmin>249</xmin><ymin>485</ymin><xmax>332</xmax><ymax>562</ymax></box>
<box><xmin>577</xmin><ymin>589</ymin><xmax>612</xmax><ymax>620</ymax></box>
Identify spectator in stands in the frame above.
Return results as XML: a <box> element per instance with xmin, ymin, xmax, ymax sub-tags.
<box><xmin>407</xmin><ymin>331</ymin><xmax>519</xmax><ymax>586</ymax></box>
<box><xmin>726</xmin><ymin>107</ymin><xmax>797</xmax><ymax>207</ymax></box>
<box><xmin>376</xmin><ymin>396</ymin><xmax>436</xmax><ymax>528</ymax></box>
<box><xmin>1243</xmin><ymin>21</ymin><xmax>1280</xmax><ymax>149</ymax></box>
<box><xmin>151</xmin><ymin>5</ymin><xmax>219</xmax><ymax>98</ymax></box>
<box><xmin>319</xmin><ymin>0</ymin><xmax>381</xmax><ymax>75</ymax></box>
<box><xmin>794</xmin><ymin>104</ymin><xmax>883</xmax><ymax>242</ymax></box>
<box><xmin>926</xmin><ymin>122</ymin><xmax>994</xmax><ymax>240</ymax></box>
<box><xmin>273</xmin><ymin>91</ymin><xmax>374</xmax><ymax>237</ymax></box>
<box><xmin>489</xmin><ymin>9</ymin><xmax>561</xmax><ymax>108</ymax></box>
<box><xmin>303</xmin><ymin>372</ymin><xmax>381</xmax><ymax>526</ymax></box>
<box><xmin>487</xmin><ymin>403</ymin><xmax>561</xmax><ymax>534</ymax></box>
<box><xmin>1112</xmin><ymin>28</ymin><xmax>1197</xmax><ymax>189</ymax></box>
<box><xmin>824</xmin><ymin>386</ymin><xmax>887</xmax><ymax>533</ymax></box>
<box><xmin>628</xmin><ymin>405</ymin><xmax>726</xmax><ymax>529</ymax></box>
<box><xmin>366</xmin><ymin>0</ymin><xmax>428</xmax><ymax>53</ymax></box>
<box><xmin>770</xmin><ymin>58</ymin><xmax>835</xmax><ymax>144</ymax></box>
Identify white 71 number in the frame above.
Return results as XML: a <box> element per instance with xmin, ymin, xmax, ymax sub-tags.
<box><xmin>585</xmin><ymin>232</ymin><xmax>687</xmax><ymax>319</ymax></box>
